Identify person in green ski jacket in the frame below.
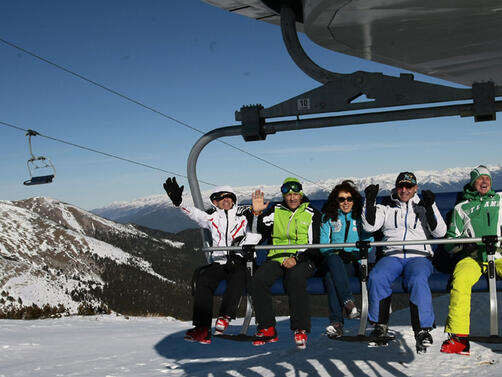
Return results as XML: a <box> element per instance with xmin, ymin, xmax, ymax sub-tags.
<box><xmin>441</xmin><ymin>165</ymin><xmax>502</xmax><ymax>355</ymax></box>
<box><xmin>248</xmin><ymin>177</ymin><xmax>321</xmax><ymax>350</ymax></box>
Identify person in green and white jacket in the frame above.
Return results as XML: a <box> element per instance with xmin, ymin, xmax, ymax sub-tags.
<box><xmin>248</xmin><ymin>177</ymin><xmax>321</xmax><ymax>350</ymax></box>
<box><xmin>441</xmin><ymin>165</ymin><xmax>502</xmax><ymax>355</ymax></box>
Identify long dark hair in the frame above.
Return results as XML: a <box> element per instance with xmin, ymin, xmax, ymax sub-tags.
<box><xmin>322</xmin><ymin>180</ymin><xmax>363</xmax><ymax>222</ymax></box>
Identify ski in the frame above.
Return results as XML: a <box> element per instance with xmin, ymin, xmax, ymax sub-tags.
<box><xmin>368</xmin><ymin>337</ymin><xmax>394</xmax><ymax>347</ymax></box>
<box><xmin>213</xmin><ymin>333</ymin><xmax>276</xmax><ymax>342</ymax></box>
<box><xmin>327</xmin><ymin>334</ymin><xmax>395</xmax><ymax>344</ymax></box>
<box><xmin>469</xmin><ymin>336</ymin><xmax>502</xmax><ymax>344</ymax></box>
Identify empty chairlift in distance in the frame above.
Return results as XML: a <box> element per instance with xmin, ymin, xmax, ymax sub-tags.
<box><xmin>23</xmin><ymin>129</ymin><xmax>55</xmax><ymax>186</ymax></box>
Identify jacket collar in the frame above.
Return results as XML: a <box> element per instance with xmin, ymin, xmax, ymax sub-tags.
<box><xmin>390</xmin><ymin>191</ymin><xmax>420</xmax><ymax>208</ymax></box>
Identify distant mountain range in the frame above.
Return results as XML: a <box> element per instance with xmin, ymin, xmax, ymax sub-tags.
<box><xmin>92</xmin><ymin>165</ymin><xmax>502</xmax><ymax>232</ymax></box>
<box><xmin>0</xmin><ymin>197</ymin><xmax>205</xmax><ymax>318</ymax></box>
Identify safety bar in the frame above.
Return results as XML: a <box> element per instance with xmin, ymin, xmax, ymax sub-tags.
<box><xmin>201</xmin><ymin>236</ymin><xmax>502</xmax><ymax>252</ymax></box>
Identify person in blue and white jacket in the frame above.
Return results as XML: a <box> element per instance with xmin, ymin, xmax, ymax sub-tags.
<box><xmin>320</xmin><ymin>180</ymin><xmax>373</xmax><ymax>338</ymax></box>
<box><xmin>362</xmin><ymin>172</ymin><xmax>446</xmax><ymax>353</ymax></box>
<box><xmin>163</xmin><ymin>177</ymin><xmax>260</xmax><ymax>344</ymax></box>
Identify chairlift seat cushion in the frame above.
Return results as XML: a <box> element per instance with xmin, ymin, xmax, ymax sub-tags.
<box><xmin>23</xmin><ymin>175</ymin><xmax>55</xmax><ymax>186</ymax></box>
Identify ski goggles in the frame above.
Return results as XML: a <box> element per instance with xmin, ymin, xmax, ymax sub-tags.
<box><xmin>281</xmin><ymin>181</ymin><xmax>303</xmax><ymax>194</ymax></box>
<box><xmin>210</xmin><ymin>191</ymin><xmax>236</xmax><ymax>202</ymax></box>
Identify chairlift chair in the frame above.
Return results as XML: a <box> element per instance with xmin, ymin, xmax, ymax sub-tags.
<box><xmin>23</xmin><ymin>129</ymin><xmax>55</xmax><ymax>186</ymax></box>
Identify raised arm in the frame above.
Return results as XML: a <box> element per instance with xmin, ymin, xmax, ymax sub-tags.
<box><xmin>163</xmin><ymin>177</ymin><xmax>183</xmax><ymax>207</ymax></box>
<box><xmin>251</xmin><ymin>189</ymin><xmax>270</xmax><ymax>215</ymax></box>
<box><xmin>419</xmin><ymin>190</ymin><xmax>446</xmax><ymax>237</ymax></box>
<box><xmin>362</xmin><ymin>184</ymin><xmax>385</xmax><ymax>232</ymax></box>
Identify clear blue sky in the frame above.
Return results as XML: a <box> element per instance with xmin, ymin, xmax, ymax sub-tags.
<box><xmin>1</xmin><ymin>0</ymin><xmax>501</xmax><ymax>210</ymax></box>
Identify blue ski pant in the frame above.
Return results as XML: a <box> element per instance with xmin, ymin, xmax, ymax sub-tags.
<box><xmin>368</xmin><ymin>256</ymin><xmax>434</xmax><ymax>329</ymax></box>
<box><xmin>321</xmin><ymin>254</ymin><xmax>356</xmax><ymax>324</ymax></box>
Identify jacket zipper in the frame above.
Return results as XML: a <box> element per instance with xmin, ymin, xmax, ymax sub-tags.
<box><xmin>344</xmin><ymin>214</ymin><xmax>350</xmax><ymax>243</ymax></box>
<box><xmin>286</xmin><ymin>209</ymin><xmax>295</xmax><ymax>245</ymax></box>
<box><xmin>225</xmin><ymin>210</ymin><xmax>229</xmax><ymax>257</ymax></box>
<box><xmin>403</xmin><ymin>204</ymin><xmax>409</xmax><ymax>257</ymax></box>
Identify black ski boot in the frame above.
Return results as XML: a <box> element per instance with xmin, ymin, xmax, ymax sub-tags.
<box><xmin>369</xmin><ymin>323</ymin><xmax>389</xmax><ymax>347</ymax></box>
<box><xmin>415</xmin><ymin>329</ymin><xmax>433</xmax><ymax>354</ymax></box>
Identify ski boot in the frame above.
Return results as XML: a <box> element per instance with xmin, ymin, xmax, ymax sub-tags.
<box><xmin>252</xmin><ymin>326</ymin><xmax>278</xmax><ymax>346</ymax></box>
<box><xmin>184</xmin><ymin>326</ymin><xmax>211</xmax><ymax>344</ymax></box>
<box><xmin>344</xmin><ymin>300</ymin><xmax>360</xmax><ymax>319</ymax></box>
<box><xmin>294</xmin><ymin>329</ymin><xmax>308</xmax><ymax>350</ymax></box>
<box><xmin>415</xmin><ymin>329</ymin><xmax>433</xmax><ymax>354</ymax></box>
<box><xmin>369</xmin><ymin>323</ymin><xmax>389</xmax><ymax>347</ymax></box>
<box><xmin>214</xmin><ymin>315</ymin><xmax>231</xmax><ymax>335</ymax></box>
<box><xmin>326</xmin><ymin>322</ymin><xmax>344</xmax><ymax>338</ymax></box>
<box><xmin>440</xmin><ymin>334</ymin><xmax>470</xmax><ymax>355</ymax></box>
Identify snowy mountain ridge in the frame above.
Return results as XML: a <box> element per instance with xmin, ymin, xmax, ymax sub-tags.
<box><xmin>97</xmin><ymin>165</ymin><xmax>502</xmax><ymax>210</ymax></box>
<box><xmin>0</xmin><ymin>197</ymin><xmax>203</xmax><ymax>317</ymax></box>
<box><xmin>92</xmin><ymin>164</ymin><xmax>502</xmax><ymax>232</ymax></box>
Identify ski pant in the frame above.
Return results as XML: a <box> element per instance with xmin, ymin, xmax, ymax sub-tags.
<box><xmin>249</xmin><ymin>259</ymin><xmax>316</xmax><ymax>332</ymax></box>
<box><xmin>192</xmin><ymin>259</ymin><xmax>247</xmax><ymax>328</ymax></box>
<box><xmin>321</xmin><ymin>254</ymin><xmax>356</xmax><ymax>324</ymax></box>
<box><xmin>368</xmin><ymin>256</ymin><xmax>434</xmax><ymax>331</ymax></box>
<box><xmin>445</xmin><ymin>257</ymin><xmax>502</xmax><ymax>335</ymax></box>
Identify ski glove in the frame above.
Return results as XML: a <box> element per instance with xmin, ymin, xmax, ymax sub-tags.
<box><xmin>461</xmin><ymin>242</ymin><xmax>479</xmax><ymax>255</ymax></box>
<box><xmin>419</xmin><ymin>190</ymin><xmax>437</xmax><ymax>230</ymax></box>
<box><xmin>451</xmin><ymin>242</ymin><xmax>479</xmax><ymax>259</ymax></box>
<box><xmin>163</xmin><ymin>177</ymin><xmax>184</xmax><ymax>207</ymax></box>
<box><xmin>420</xmin><ymin>190</ymin><xmax>435</xmax><ymax>207</ymax></box>
<box><xmin>364</xmin><ymin>184</ymin><xmax>379</xmax><ymax>225</ymax></box>
<box><xmin>364</xmin><ymin>184</ymin><xmax>379</xmax><ymax>206</ymax></box>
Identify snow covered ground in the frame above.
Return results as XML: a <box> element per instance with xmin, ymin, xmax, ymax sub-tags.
<box><xmin>1</xmin><ymin>293</ymin><xmax>502</xmax><ymax>377</ymax></box>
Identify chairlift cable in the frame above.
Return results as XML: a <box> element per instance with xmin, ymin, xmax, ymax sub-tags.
<box><xmin>0</xmin><ymin>120</ymin><xmax>217</xmax><ymax>187</ymax></box>
<box><xmin>0</xmin><ymin>37</ymin><xmax>320</xmax><ymax>187</ymax></box>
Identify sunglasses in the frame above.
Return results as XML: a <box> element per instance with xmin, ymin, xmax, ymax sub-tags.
<box><xmin>337</xmin><ymin>196</ymin><xmax>353</xmax><ymax>203</ymax></box>
<box><xmin>397</xmin><ymin>183</ymin><xmax>415</xmax><ymax>189</ymax></box>
<box><xmin>281</xmin><ymin>181</ymin><xmax>303</xmax><ymax>194</ymax></box>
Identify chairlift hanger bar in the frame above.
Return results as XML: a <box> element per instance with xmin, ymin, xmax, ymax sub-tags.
<box><xmin>236</xmin><ymin>5</ymin><xmax>502</xmax><ymax>141</ymax></box>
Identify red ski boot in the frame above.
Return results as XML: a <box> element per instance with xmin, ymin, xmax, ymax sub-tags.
<box><xmin>252</xmin><ymin>326</ymin><xmax>278</xmax><ymax>346</ymax></box>
<box><xmin>214</xmin><ymin>315</ymin><xmax>231</xmax><ymax>335</ymax></box>
<box><xmin>294</xmin><ymin>329</ymin><xmax>308</xmax><ymax>350</ymax></box>
<box><xmin>440</xmin><ymin>334</ymin><xmax>470</xmax><ymax>355</ymax></box>
<box><xmin>184</xmin><ymin>326</ymin><xmax>211</xmax><ymax>344</ymax></box>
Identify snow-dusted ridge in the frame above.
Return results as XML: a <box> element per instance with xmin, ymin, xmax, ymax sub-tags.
<box><xmin>96</xmin><ymin>165</ymin><xmax>502</xmax><ymax>210</ymax></box>
<box><xmin>91</xmin><ymin>165</ymin><xmax>502</xmax><ymax>233</ymax></box>
<box><xmin>0</xmin><ymin>198</ymin><xmax>185</xmax><ymax>314</ymax></box>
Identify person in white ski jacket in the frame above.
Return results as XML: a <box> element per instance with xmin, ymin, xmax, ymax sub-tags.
<box><xmin>362</xmin><ymin>172</ymin><xmax>446</xmax><ymax>353</ymax></box>
<box><xmin>163</xmin><ymin>177</ymin><xmax>260</xmax><ymax>344</ymax></box>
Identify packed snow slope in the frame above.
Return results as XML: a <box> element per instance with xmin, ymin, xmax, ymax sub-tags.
<box><xmin>1</xmin><ymin>293</ymin><xmax>502</xmax><ymax>376</ymax></box>
<box><xmin>92</xmin><ymin>165</ymin><xmax>502</xmax><ymax>232</ymax></box>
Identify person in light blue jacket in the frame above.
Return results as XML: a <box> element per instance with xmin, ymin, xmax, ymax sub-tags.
<box><xmin>320</xmin><ymin>180</ymin><xmax>373</xmax><ymax>338</ymax></box>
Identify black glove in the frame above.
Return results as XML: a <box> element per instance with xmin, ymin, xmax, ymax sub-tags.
<box><xmin>364</xmin><ymin>184</ymin><xmax>379</xmax><ymax>206</ymax></box>
<box><xmin>461</xmin><ymin>243</ymin><xmax>479</xmax><ymax>254</ymax></box>
<box><xmin>418</xmin><ymin>190</ymin><xmax>437</xmax><ymax>230</ymax></box>
<box><xmin>163</xmin><ymin>177</ymin><xmax>183</xmax><ymax>207</ymax></box>
<box><xmin>420</xmin><ymin>190</ymin><xmax>435</xmax><ymax>208</ymax></box>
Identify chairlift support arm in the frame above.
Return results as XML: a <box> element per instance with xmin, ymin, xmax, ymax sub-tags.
<box><xmin>186</xmin><ymin>4</ymin><xmax>502</xmax><ymax>252</ymax></box>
